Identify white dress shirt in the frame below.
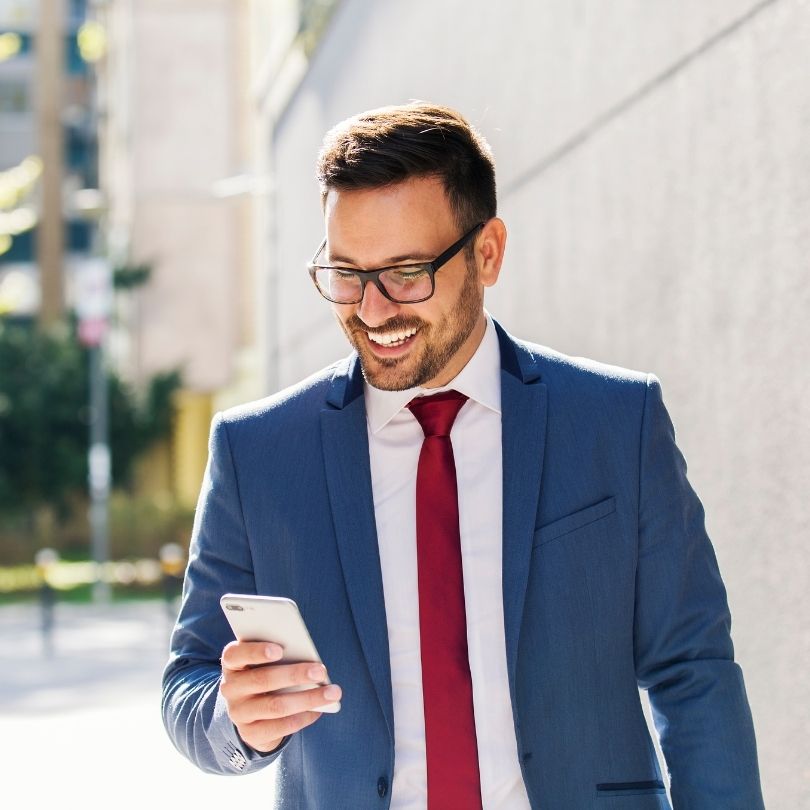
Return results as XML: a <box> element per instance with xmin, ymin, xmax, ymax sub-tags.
<box><xmin>365</xmin><ymin>315</ymin><xmax>532</xmax><ymax>810</ymax></box>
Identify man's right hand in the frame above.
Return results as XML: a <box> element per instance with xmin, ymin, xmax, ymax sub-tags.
<box><xmin>219</xmin><ymin>640</ymin><xmax>342</xmax><ymax>753</ymax></box>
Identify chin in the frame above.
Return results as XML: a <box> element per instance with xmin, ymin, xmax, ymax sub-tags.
<box><xmin>358</xmin><ymin>353</ymin><xmax>419</xmax><ymax>391</ymax></box>
<box><xmin>361</xmin><ymin>364</ymin><xmax>416</xmax><ymax>391</ymax></box>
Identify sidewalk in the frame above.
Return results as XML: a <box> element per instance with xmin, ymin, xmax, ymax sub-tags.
<box><xmin>1</xmin><ymin>600</ymin><xmax>277</xmax><ymax>807</ymax></box>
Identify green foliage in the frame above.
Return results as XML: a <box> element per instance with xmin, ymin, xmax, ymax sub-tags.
<box><xmin>0</xmin><ymin>492</ymin><xmax>195</xmax><ymax>566</ymax></box>
<box><xmin>0</xmin><ymin>320</ymin><xmax>86</xmax><ymax>510</ymax></box>
<box><xmin>112</xmin><ymin>262</ymin><xmax>152</xmax><ymax>290</ymax></box>
<box><xmin>0</xmin><ymin>318</ymin><xmax>181</xmax><ymax>514</ymax></box>
<box><xmin>107</xmin><ymin>492</ymin><xmax>193</xmax><ymax>560</ymax></box>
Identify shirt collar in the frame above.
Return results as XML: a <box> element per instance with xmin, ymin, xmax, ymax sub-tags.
<box><xmin>364</xmin><ymin>312</ymin><xmax>502</xmax><ymax>434</ymax></box>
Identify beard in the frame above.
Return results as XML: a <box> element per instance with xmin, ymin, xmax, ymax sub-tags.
<box><xmin>337</xmin><ymin>263</ymin><xmax>483</xmax><ymax>391</ymax></box>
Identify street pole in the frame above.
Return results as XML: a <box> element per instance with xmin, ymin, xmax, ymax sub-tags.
<box><xmin>88</xmin><ymin>338</ymin><xmax>111</xmax><ymax>602</ymax></box>
<box><xmin>75</xmin><ymin>10</ymin><xmax>112</xmax><ymax>603</ymax></box>
<box><xmin>78</xmin><ymin>258</ymin><xmax>113</xmax><ymax>604</ymax></box>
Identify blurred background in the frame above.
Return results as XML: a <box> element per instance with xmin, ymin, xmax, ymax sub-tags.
<box><xmin>0</xmin><ymin>0</ymin><xmax>807</xmax><ymax>806</ymax></box>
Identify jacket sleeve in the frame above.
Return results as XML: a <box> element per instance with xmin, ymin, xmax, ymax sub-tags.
<box><xmin>161</xmin><ymin>413</ymin><xmax>292</xmax><ymax>775</ymax></box>
<box><xmin>634</xmin><ymin>375</ymin><xmax>764</xmax><ymax>809</ymax></box>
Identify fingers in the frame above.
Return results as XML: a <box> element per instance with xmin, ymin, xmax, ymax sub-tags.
<box><xmin>221</xmin><ymin>640</ymin><xmax>284</xmax><ymax>671</ymax></box>
<box><xmin>219</xmin><ymin>641</ymin><xmax>341</xmax><ymax>752</ymax></box>
<box><xmin>238</xmin><ymin>710</ymin><xmax>322</xmax><ymax>753</ymax></box>
<box><xmin>223</xmin><ymin>677</ymin><xmax>342</xmax><ymax>754</ymax></box>
<box><xmin>221</xmin><ymin>660</ymin><xmax>331</xmax><ymax>702</ymax></box>
<box><xmin>229</xmin><ymin>683</ymin><xmax>342</xmax><ymax>725</ymax></box>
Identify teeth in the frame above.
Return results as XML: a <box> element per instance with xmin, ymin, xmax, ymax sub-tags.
<box><xmin>368</xmin><ymin>326</ymin><xmax>418</xmax><ymax>346</ymax></box>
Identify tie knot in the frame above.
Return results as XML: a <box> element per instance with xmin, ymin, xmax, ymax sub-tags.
<box><xmin>407</xmin><ymin>390</ymin><xmax>469</xmax><ymax>438</ymax></box>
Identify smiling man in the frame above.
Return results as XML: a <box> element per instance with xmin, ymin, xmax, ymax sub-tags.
<box><xmin>162</xmin><ymin>103</ymin><xmax>763</xmax><ymax>809</ymax></box>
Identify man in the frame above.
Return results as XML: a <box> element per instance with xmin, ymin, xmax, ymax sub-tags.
<box><xmin>162</xmin><ymin>103</ymin><xmax>763</xmax><ymax>809</ymax></box>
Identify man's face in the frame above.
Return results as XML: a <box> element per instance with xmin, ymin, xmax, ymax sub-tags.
<box><xmin>324</xmin><ymin>176</ymin><xmax>497</xmax><ymax>391</ymax></box>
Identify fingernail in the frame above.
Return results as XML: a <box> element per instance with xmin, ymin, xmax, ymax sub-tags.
<box><xmin>265</xmin><ymin>644</ymin><xmax>283</xmax><ymax>660</ymax></box>
<box><xmin>324</xmin><ymin>684</ymin><xmax>341</xmax><ymax>701</ymax></box>
<box><xmin>308</xmin><ymin>664</ymin><xmax>326</xmax><ymax>681</ymax></box>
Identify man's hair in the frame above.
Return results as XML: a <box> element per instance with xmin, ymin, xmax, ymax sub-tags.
<box><xmin>316</xmin><ymin>102</ymin><xmax>496</xmax><ymax>232</ymax></box>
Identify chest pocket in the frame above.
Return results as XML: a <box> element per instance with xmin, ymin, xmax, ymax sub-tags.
<box><xmin>533</xmin><ymin>496</ymin><xmax>616</xmax><ymax>547</ymax></box>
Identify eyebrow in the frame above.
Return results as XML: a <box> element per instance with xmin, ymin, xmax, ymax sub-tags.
<box><xmin>327</xmin><ymin>249</ymin><xmax>436</xmax><ymax>267</ymax></box>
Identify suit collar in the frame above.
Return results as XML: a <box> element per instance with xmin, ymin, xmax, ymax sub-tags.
<box><xmin>497</xmin><ymin>327</ymin><xmax>548</xmax><ymax>715</ymax></box>
<box><xmin>320</xmin><ymin>391</ymin><xmax>394</xmax><ymax>740</ymax></box>
<box><xmin>325</xmin><ymin>353</ymin><xmax>364</xmax><ymax>409</ymax></box>
<box><xmin>493</xmin><ymin>318</ymin><xmax>543</xmax><ymax>384</ymax></box>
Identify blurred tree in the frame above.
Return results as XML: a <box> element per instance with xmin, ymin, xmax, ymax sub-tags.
<box><xmin>112</xmin><ymin>261</ymin><xmax>151</xmax><ymax>290</ymax></box>
<box><xmin>0</xmin><ymin>317</ymin><xmax>180</xmax><ymax>514</ymax></box>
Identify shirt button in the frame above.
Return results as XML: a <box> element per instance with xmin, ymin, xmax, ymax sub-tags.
<box><xmin>377</xmin><ymin>776</ymin><xmax>388</xmax><ymax>797</ymax></box>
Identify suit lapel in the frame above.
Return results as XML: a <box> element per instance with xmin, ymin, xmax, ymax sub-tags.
<box><xmin>320</xmin><ymin>355</ymin><xmax>394</xmax><ymax>741</ymax></box>
<box><xmin>495</xmin><ymin>322</ymin><xmax>548</xmax><ymax>707</ymax></box>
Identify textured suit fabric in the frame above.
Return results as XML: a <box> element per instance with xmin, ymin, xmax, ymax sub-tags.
<box><xmin>162</xmin><ymin>321</ymin><xmax>764</xmax><ymax>809</ymax></box>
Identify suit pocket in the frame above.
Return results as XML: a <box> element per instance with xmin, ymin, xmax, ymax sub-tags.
<box><xmin>596</xmin><ymin>780</ymin><xmax>666</xmax><ymax>798</ymax></box>
<box><xmin>534</xmin><ymin>496</ymin><xmax>616</xmax><ymax>547</ymax></box>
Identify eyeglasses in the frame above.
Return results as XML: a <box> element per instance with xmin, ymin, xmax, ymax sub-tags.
<box><xmin>307</xmin><ymin>222</ymin><xmax>484</xmax><ymax>305</ymax></box>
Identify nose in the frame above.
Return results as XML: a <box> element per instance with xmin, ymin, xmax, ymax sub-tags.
<box><xmin>357</xmin><ymin>279</ymin><xmax>400</xmax><ymax>327</ymax></box>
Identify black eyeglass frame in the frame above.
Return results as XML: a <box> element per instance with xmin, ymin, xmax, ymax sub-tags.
<box><xmin>307</xmin><ymin>222</ymin><xmax>485</xmax><ymax>305</ymax></box>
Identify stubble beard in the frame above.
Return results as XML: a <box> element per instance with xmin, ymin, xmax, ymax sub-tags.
<box><xmin>338</xmin><ymin>264</ymin><xmax>483</xmax><ymax>391</ymax></box>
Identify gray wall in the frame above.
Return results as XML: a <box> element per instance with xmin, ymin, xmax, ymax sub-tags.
<box><xmin>265</xmin><ymin>1</ymin><xmax>810</xmax><ymax>805</ymax></box>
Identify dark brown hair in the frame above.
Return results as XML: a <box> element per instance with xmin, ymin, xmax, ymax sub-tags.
<box><xmin>316</xmin><ymin>102</ymin><xmax>496</xmax><ymax>232</ymax></box>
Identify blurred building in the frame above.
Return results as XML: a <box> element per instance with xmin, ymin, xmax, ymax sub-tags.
<box><xmin>97</xmin><ymin>0</ymin><xmax>270</xmax><ymax>504</ymax></box>
<box><xmin>0</xmin><ymin>0</ymin><xmax>97</xmax><ymax>318</ymax></box>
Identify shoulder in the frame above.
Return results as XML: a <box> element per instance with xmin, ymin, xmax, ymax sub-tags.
<box><xmin>503</xmin><ymin>330</ymin><xmax>656</xmax><ymax>419</ymax></box>
<box><xmin>214</xmin><ymin>356</ymin><xmax>350</xmax><ymax>436</ymax></box>
<box><xmin>506</xmin><ymin>328</ymin><xmax>652</xmax><ymax>388</ymax></box>
<box><xmin>504</xmin><ymin>330</ymin><xmax>661</xmax><ymax>437</ymax></box>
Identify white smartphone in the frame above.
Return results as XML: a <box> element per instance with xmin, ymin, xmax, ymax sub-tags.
<box><xmin>219</xmin><ymin>593</ymin><xmax>340</xmax><ymax>713</ymax></box>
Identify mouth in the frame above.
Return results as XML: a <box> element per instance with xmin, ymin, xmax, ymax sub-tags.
<box><xmin>363</xmin><ymin>325</ymin><xmax>420</xmax><ymax>356</ymax></box>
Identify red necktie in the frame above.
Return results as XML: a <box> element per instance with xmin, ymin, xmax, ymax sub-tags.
<box><xmin>408</xmin><ymin>390</ymin><xmax>482</xmax><ymax>810</ymax></box>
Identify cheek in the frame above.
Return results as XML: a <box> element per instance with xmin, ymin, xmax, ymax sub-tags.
<box><xmin>424</xmin><ymin>284</ymin><xmax>461</xmax><ymax>326</ymax></box>
<box><xmin>406</xmin><ymin>304</ymin><xmax>438</xmax><ymax>329</ymax></box>
<box><xmin>333</xmin><ymin>303</ymin><xmax>356</xmax><ymax>326</ymax></box>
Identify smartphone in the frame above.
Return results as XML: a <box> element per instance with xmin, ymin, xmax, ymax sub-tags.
<box><xmin>219</xmin><ymin>593</ymin><xmax>340</xmax><ymax>713</ymax></box>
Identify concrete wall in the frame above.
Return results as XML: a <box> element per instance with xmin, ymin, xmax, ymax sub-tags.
<box><xmin>261</xmin><ymin>1</ymin><xmax>810</xmax><ymax>805</ymax></box>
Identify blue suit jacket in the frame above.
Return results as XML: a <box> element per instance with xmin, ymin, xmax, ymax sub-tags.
<box><xmin>162</xmin><ymin>322</ymin><xmax>763</xmax><ymax>809</ymax></box>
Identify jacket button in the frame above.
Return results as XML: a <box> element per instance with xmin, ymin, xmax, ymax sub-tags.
<box><xmin>377</xmin><ymin>776</ymin><xmax>388</xmax><ymax>797</ymax></box>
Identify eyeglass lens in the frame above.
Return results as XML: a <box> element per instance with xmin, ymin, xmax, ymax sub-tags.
<box><xmin>315</xmin><ymin>265</ymin><xmax>433</xmax><ymax>304</ymax></box>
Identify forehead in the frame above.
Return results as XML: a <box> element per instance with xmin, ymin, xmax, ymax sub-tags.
<box><xmin>323</xmin><ymin>176</ymin><xmax>456</xmax><ymax>264</ymax></box>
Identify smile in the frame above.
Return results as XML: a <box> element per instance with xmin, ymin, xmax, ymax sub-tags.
<box><xmin>366</xmin><ymin>326</ymin><xmax>419</xmax><ymax>347</ymax></box>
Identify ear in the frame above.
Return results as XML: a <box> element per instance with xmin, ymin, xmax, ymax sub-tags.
<box><xmin>477</xmin><ymin>218</ymin><xmax>507</xmax><ymax>287</ymax></box>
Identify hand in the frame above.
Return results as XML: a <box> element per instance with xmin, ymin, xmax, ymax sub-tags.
<box><xmin>219</xmin><ymin>640</ymin><xmax>342</xmax><ymax>753</ymax></box>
